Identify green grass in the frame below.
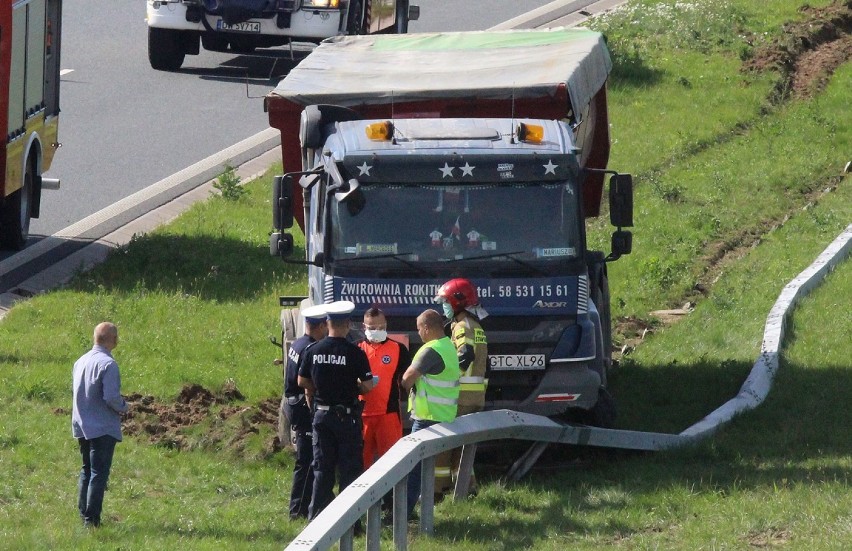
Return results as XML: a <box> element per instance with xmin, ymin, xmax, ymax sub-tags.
<box><xmin>1</xmin><ymin>0</ymin><xmax>850</xmax><ymax>548</ymax></box>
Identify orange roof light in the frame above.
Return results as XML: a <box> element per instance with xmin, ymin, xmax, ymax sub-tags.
<box><xmin>518</xmin><ymin>122</ymin><xmax>544</xmax><ymax>144</ymax></box>
<box><xmin>365</xmin><ymin>121</ymin><xmax>394</xmax><ymax>141</ymax></box>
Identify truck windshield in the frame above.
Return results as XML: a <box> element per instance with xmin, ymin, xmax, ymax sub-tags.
<box><xmin>330</xmin><ymin>182</ymin><xmax>582</xmax><ymax>269</ymax></box>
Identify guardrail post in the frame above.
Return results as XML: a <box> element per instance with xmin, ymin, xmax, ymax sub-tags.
<box><xmin>340</xmin><ymin>526</ymin><xmax>354</xmax><ymax>551</ymax></box>
<box><xmin>453</xmin><ymin>443</ymin><xmax>477</xmax><ymax>501</ymax></box>
<box><xmin>420</xmin><ymin>456</ymin><xmax>435</xmax><ymax>535</ymax></box>
<box><xmin>393</xmin><ymin>477</ymin><xmax>408</xmax><ymax>550</ymax></box>
<box><xmin>366</xmin><ymin>502</ymin><xmax>381</xmax><ymax>550</ymax></box>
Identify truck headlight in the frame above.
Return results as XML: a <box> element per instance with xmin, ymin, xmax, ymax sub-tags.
<box><xmin>302</xmin><ymin>0</ymin><xmax>340</xmax><ymax>8</ymax></box>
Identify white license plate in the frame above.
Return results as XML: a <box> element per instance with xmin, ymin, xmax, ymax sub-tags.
<box><xmin>488</xmin><ymin>354</ymin><xmax>546</xmax><ymax>370</ymax></box>
<box><xmin>216</xmin><ymin>19</ymin><xmax>261</xmax><ymax>33</ymax></box>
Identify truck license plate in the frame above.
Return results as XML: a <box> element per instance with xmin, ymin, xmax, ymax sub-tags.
<box><xmin>215</xmin><ymin>19</ymin><xmax>261</xmax><ymax>33</ymax></box>
<box><xmin>488</xmin><ymin>354</ymin><xmax>545</xmax><ymax>370</ymax></box>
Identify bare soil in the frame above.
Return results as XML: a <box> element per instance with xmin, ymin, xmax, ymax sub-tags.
<box><xmin>744</xmin><ymin>0</ymin><xmax>852</xmax><ymax>100</ymax></box>
<box><xmin>122</xmin><ymin>382</ymin><xmax>282</xmax><ymax>456</ymax></box>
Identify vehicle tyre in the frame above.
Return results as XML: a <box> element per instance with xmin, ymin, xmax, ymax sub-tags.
<box><xmin>0</xmin><ymin>159</ymin><xmax>34</xmax><ymax>250</ymax></box>
<box><xmin>148</xmin><ymin>27</ymin><xmax>186</xmax><ymax>71</ymax></box>
<box><xmin>394</xmin><ymin>0</ymin><xmax>409</xmax><ymax>34</ymax></box>
<box><xmin>347</xmin><ymin>0</ymin><xmax>366</xmax><ymax>35</ymax></box>
<box><xmin>201</xmin><ymin>33</ymin><xmax>229</xmax><ymax>52</ymax></box>
<box><xmin>277</xmin><ymin>307</ymin><xmax>300</xmax><ymax>447</ymax></box>
<box><xmin>587</xmin><ymin>387</ymin><xmax>617</xmax><ymax>428</ymax></box>
<box><xmin>587</xmin><ymin>252</ymin><xmax>613</xmax><ymax>377</ymax></box>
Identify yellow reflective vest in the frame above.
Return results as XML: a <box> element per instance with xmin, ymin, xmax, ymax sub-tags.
<box><xmin>410</xmin><ymin>337</ymin><xmax>460</xmax><ymax>422</ymax></box>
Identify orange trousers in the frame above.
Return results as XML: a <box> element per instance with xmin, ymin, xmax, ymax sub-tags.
<box><xmin>362</xmin><ymin>412</ymin><xmax>402</xmax><ymax>469</ymax></box>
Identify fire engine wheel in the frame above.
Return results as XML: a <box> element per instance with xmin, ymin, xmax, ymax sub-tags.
<box><xmin>348</xmin><ymin>0</ymin><xmax>367</xmax><ymax>35</ymax></box>
<box><xmin>0</xmin><ymin>161</ymin><xmax>34</xmax><ymax>251</ymax></box>
<box><xmin>148</xmin><ymin>27</ymin><xmax>186</xmax><ymax>71</ymax></box>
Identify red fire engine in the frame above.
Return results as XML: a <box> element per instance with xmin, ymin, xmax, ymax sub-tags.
<box><xmin>0</xmin><ymin>0</ymin><xmax>62</xmax><ymax>250</ymax></box>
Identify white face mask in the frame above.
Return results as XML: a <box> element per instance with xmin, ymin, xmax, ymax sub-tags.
<box><xmin>442</xmin><ymin>302</ymin><xmax>455</xmax><ymax>320</ymax></box>
<box><xmin>365</xmin><ymin>329</ymin><xmax>387</xmax><ymax>343</ymax></box>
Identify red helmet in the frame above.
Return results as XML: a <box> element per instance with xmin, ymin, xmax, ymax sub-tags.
<box><xmin>435</xmin><ymin>278</ymin><xmax>479</xmax><ymax>315</ymax></box>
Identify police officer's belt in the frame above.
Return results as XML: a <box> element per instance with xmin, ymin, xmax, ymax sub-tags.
<box><xmin>316</xmin><ymin>404</ymin><xmax>354</xmax><ymax>414</ymax></box>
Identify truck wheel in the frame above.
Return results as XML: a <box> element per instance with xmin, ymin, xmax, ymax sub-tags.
<box><xmin>587</xmin><ymin>387</ymin><xmax>617</xmax><ymax>428</ymax></box>
<box><xmin>347</xmin><ymin>0</ymin><xmax>366</xmax><ymax>35</ymax></box>
<box><xmin>394</xmin><ymin>0</ymin><xmax>409</xmax><ymax>34</ymax></box>
<box><xmin>0</xmin><ymin>160</ymin><xmax>33</xmax><ymax>250</ymax></box>
<box><xmin>277</xmin><ymin>308</ymin><xmax>300</xmax><ymax>448</ymax></box>
<box><xmin>148</xmin><ymin>27</ymin><xmax>186</xmax><ymax>71</ymax></box>
<box><xmin>588</xmin><ymin>252</ymin><xmax>613</xmax><ymax>377</ymax></box>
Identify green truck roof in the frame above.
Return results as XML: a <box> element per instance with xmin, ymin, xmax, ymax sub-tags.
<box><xmin>269</xmin><ymin>27</ymin><xmax>612</xmax><ymax>119</ymax></box>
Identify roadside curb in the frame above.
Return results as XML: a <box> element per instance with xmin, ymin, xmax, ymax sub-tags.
<box><xmin>0</xmin><ymin>136</ymin><xmax>280</xmax><ymax>320</ymax></box>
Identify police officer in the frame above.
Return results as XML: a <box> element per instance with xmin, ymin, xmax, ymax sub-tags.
<box><xmin>401</xmin><ymin>308</ymin><xmax>461</xmax><ymax>518</ymax></box>
<box><xmin>297</xmin><ymin>301</ymin><xmax>376</xmax><ymax>520</ymax></box>
<box><xmin>282</xmin><ymin>304</ymin><xmax>328</xmax><ymax>520</ymax></box>
<box><xmin>435</xmin><ymin>278</ymin><xmax>488</xmax><ymax>495</ymax></box>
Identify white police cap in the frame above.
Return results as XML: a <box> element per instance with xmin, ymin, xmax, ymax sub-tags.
<box><xmin>325</xmin><ymin>300</ymin><xmax>356</xmax><ymax>320</ymax></box>
<box><xmin>302</xmin><ymin>304</ymin><xmax>328</xmax><ymax>324</ymax></box>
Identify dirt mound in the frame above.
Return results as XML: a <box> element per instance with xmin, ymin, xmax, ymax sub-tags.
<box><xmin>744</xmin><ymin>1</ymin><xmax>852</xmax><ymax>99</ymax></box>
<box><xmin>123</xmin><ymin>383</ymin><xmax>278</xmax><ymax>455</ymax></box>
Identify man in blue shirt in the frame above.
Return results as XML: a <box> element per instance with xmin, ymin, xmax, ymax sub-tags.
<box><xmin>72</xmin><ymin>322</ymin><xmax>128</xmax><ymax>528</ymax></box>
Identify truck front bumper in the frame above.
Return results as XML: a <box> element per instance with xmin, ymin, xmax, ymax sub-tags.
<box><xmin>487</xmin><ymin>362</ymin><xmax>602</xmax><ymax>417</ymax></box>
<box><xmin>146</xmin><ymin>1</ymin><xmax>343</xmax><ymax>41</ymax></box>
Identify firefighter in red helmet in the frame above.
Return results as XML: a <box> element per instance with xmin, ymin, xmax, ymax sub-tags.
<box><xmin>435</xmin><ymin>278</ymin><xmax>488</xmax><ymax>496</ymax></box>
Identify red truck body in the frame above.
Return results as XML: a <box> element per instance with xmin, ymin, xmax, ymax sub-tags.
<box><xmin>266</xmin><ymin>28</ymin><xmax>613</xmax><ymax>230</ymax></box>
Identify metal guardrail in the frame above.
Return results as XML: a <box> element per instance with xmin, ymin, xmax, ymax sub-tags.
<box><xmin>285</xmin><ymin>224</ymin><xmax>851</xmax><ymax>551</ymax></box>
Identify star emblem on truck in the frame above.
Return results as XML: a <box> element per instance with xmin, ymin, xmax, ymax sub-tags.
<box><xmin>357</xmin><ymin>162</ymin><xmax>372</xmax><ymax>176</ymax></box>
<box><xmin>460</xmin><ymin>162</ymin><xmax>475</xmax><ymax>176</ymax></box>
<box><xmin>439</xmin><ymin>163</ymin><xmax>455</xmax><ymax>178</ymax></box>
<box><xmin>543</xmin><ymin>160</ymin><xmax>558</xmax><ymax>175</ymax></box>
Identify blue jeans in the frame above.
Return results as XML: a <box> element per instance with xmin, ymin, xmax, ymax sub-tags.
<box><xmin>77</xmin><ymin>435</ymin><xmax>118</xmax><ymax>526</ymax></box>
<box><xmin>406</xmin><ymin>418</ymin><xmax>439</xmax><ymax>518</ymax></box>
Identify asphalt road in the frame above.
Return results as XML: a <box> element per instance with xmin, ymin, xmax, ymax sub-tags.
<box><xmin>30</xmin><ymin>0</ymin><xmax>553</xmax><ymax>239</ymax></box>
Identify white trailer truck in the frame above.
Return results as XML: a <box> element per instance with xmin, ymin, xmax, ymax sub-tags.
<box><xmin>146</xmin><ymin>0</ymin><xmax>419</xmax><ymax>71</ymax></box>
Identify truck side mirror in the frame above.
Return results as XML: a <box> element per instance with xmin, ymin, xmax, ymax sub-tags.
<box><xmin>270</xmin><ymin>232</ymin><xmax>294</xmax><ymax>258</ymax></box>
<box><xmin>609</xmin><ymin>173</ymin><xmax>633</xmax><ymax>228</ymax></box>
<box><xmin>610</xmin><ymin>230</ymin><xmax>632</xmax><ymax>259</ymax></box>
<box><xmin>273</xmin><ymin>175</ymin><xmax>294</xmax><ymax>230</ymax></box>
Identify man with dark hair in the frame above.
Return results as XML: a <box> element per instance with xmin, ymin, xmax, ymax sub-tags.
<box><xmin>358</xmin><ymin>307</ymin><xmax>411</xmax><ymax>470</ymax></box>
<box><xmin>72</xmin><ymin>322</ymin><xmax>128</xmax><ymax>528</ymax></box>
<box><xmin>401</xmin><ymin>309</ymin><xmax>460</xmax><ymax>518</ymax></box>
<box><xmin>282</xmin><ymin>304</ymin><xmax>328</xmax><ymax>520</ymax></box>
<box><xmin>298</xmin><ymin>301</ymin><xmax>376</xmax><ymax>520</ymax></box>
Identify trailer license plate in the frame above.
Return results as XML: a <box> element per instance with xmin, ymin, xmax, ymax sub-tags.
<box><xmin>216</xmin><ymin>19</ymin><xmax>261</xmax><ymax>33</ymax></box>
<box><xmin>489</xmin><ymin>355</ymin><xmax>545</xmax><ymax>370</ymax></box>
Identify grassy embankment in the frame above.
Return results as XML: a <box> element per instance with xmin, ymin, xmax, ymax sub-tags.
<box><xmin>1</xmin><ymin>0</ymin><xmax>850</xmax><ymax>548</ymax></box>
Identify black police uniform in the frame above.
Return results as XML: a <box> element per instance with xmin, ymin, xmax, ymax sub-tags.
<box><xmin>283</xmin><ymin>334</ymin><xmax>316</xmax><ymax>519</ymax></box>
<box><xmin>298</xmin><ymin>336</ymin><xmax>372</xmax><ymax>520</ymax></box>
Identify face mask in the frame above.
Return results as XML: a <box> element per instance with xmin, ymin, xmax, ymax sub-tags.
<box><xmin>365</xmin><ymin>329</ymin><xmax>387</xmax><ymax>343</ymax></box>
<box><xmin>442</xmin><ymin>302</ymin><xmax>455</xmax><ymax>319</ymax></box>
